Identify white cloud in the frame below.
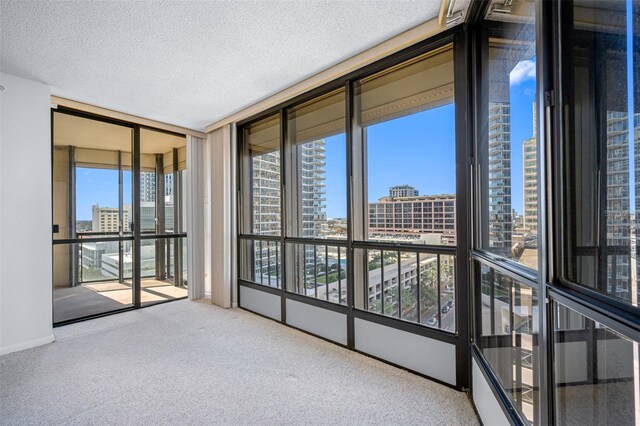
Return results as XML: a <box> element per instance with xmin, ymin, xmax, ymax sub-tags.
<box><xmin>509</xmin><ymin>59</ymin><xmax>536</xmax><ymax>85</ymax></box>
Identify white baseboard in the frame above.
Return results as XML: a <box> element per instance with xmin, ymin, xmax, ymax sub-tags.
<box><xmin>0</xmin><ymin>334</ymin><xmax>55</xmax><ymax>356</ymax></box>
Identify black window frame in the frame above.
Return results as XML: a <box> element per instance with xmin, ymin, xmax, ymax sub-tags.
<box><xmin>236</xmin><ymin>25</ymin><xmax>472</xmax><ymax>390</ymax></box>
<box><xmin>51</xmin><ymin>107</ymin><xmax>189</xmax><ymax>326</ymax></box>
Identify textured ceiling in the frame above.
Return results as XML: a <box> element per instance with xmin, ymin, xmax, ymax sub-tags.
<box><xmin>1</xmin><ymin>0</ymin><xmax>451</xmax><ymax>131</ymax></box>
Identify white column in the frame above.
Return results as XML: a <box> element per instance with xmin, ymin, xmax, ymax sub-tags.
<box><xmin>208</xmin><ymin>124</ymin><xmax>236</xmax><ymax>308</ymax></box>
<box><xmin>186</xmin><ymin>135</ymin><xmax>205</xmax><ymax>300</ymax></box>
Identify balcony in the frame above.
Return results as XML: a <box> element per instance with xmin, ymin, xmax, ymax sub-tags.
<box><xmin>53</xmin><ymin>239</ymin><xmax>188</xmax><ymax>323</ymax></box>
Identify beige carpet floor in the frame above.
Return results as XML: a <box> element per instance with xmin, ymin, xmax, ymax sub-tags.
<box><xmin>1</xmin><ymin>299</ymin><xmax>479</xmax><ymax>425</ymax></box>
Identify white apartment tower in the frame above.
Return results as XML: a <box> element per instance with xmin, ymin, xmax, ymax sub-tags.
<box><xmin>488</xmin><ymin>102</ymin><xmax>512</xmax><ymax>257</ymax></box>
<box><xmin>252</xmin><ymin>151</ymin><xmax>283</xmax><ymax>235</ymax></box>
<box><xmin>300</xmin><ymin>140</ymin><xmax>327</xmax><ymax>238</ymax></box>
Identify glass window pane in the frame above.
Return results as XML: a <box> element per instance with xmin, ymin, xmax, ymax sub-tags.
<box><xmin>365</xmin><ymin>249</ymin><xmax>383</xmax><ymax>314</ymax></box>
<box><xmin>354</xmin><ymin>45</ymin><xmax>456</xmax><ymax>246</ymax></box>
<box><xmin>559</xmin><ymin>0</ymin><xmax>640</xmax><ymax>306</ymax></box>
<box><xmin>383</xmin><ymin>251</ymin><xmax>399</xmax><ymax>318</ymax></box>
<box><xmin>139</xmin><ymin>128</ymin><xmax>187</xmax><ymax>235</ymax></box>
<box><xmin>356</xmin><ymin>247</ymin><xmax>456</xmax><ymax>331</ymax></box>
<box><xmin>53</xmin><ymin>242</ymin><xmax>133</xmax><ymax>323</ymax></box>
<box><xmin>139</xmin><ymin>171</ymin><xmax>157</xmax><ymax>233</ymax></box>
<box><xmin>477</xmin><ymin>262</ymin><xmax>539</xmax><ymax>424</ymax></box>
<box><xmin>553</xmin><ymin>302</ymin><xmax>640</xmax><ymax>425</ymax></box>
<box><xmin>241</xmin><ymin>114</ymin><xmax>281</xmax><ymax>236</ymax></box>
<box><xmin>52</xmin><ymin>111</ymin><xmax>136</xmax><ymax>323</ymax></box>
<box><xmin>285</xmin><ymin>243</ymin><xmax>347</xmax><ymax>305</ymax></box>
<box><xmin>286</xmin><ymin>89</ymin><xmax>346</xmax><ymax>239</ymax></box>
<box><xmin>420</xmin><ymin>253</ymin><xmax>439</xmax><ymax>326</ymax></box>
<box><xmin>440</xmin><ymin>254</ymin><xmax>455</xmax><ymax>332</ymax></box>
<box><xmin>401</xmin><ymin>252</ymin><xmax>419</xmax><ymax>322</ymax></box>
<box><xmin>140</xmin><ymin>237</ymin><xmax>188</xmax><ymax>306</ymax></box>
<box><xmin>479</xmin><ymin>11</ymin><xmax>538</xmax><ymax>268</ymax></box>
<box><xmin>239</xmin><ymin>238</ymin><xmax>281</xmax><ymax>289</ymax></box>
<box><xmin>78</xmin><ymin>168</ymin><xmax>120</xmax><ymax>235</ymax></box>
<box><xmin>53</xmin><ymin>112</ymin><xmax>133</xmax><ymax>239</ymax></box>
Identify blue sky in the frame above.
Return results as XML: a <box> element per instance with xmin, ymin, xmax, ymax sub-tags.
<box><xmin>322</xmin><ymin>104</ymin><xmax>459</xmax><ymax>219</ymax></box>
<box><xmin>323</xmin><ymin>134</ymin><xmax>347</xmax><ymax>218</ymax></box>
<box><xmin>509</xmin><ymin>61</ymin><xmax>537</xmax><ymax>216</ymax></box>
<box><xmin>366</xmin><ymin>104</ymin><xmax>457</xmax><ymax>201</ymax></box>
<box><xmin>76</xmin><ymin>168</ymin><xmax>131</xmax><ymax>220</ymax></box>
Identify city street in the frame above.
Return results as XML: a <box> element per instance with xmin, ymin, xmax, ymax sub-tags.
<box><xmin>420</xmin><ymin>293</ymin><xmax>456</xmax><ymax>332</ymax></box>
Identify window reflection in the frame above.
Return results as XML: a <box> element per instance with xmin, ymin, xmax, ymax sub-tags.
<box><xmin>479</xmin><ymin>13</ymin><xmax>538</xmax><ymax>269</ymax></box>
<box><xmin>554</xmin><ymin>302</ymin><xmax>640</xmax><ymax>425</ymax></box>
<box><xmin>478</xmin><ymin>262</ymin><xmax>539</xmax><ymax>424</ymax></box>
<box><xmin>241</xmin><ymin>114</ymin><xmax>281</xmax><ymax>236</ymax></box>
<box><xmin>560</xmin><ymin>0</ymin><xmax>640</xmax><ymax>306</ymax></box>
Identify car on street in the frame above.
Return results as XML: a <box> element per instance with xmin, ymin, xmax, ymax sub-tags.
<box><xmin>427</xmin><ymin>314</ymin><xmax>439</xmax><ymax>326</ymax></box>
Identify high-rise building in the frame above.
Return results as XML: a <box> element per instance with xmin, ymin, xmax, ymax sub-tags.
<box><xmin>369</xmin><ymin>193</ymin><xmax>456</xmax><ymax>245</ymax></box>
<box><xmin>165</xmin><ymin>173</ymin><xmax>173</xmax><ymax>197</ymax></box>
<box><xmin>606</xmin><ymin>111</ymin><xmax>631</xmax><ymax>301</ymax></box>
<box><xmin>252</xmin><ymin>141</ymin><xmax>326</xmax><ymax>237</ymax></box>
<box><xmin>140</xmin><ymin>171</ymin><xmax>156</xmax><ymax>202</ymax></box>
<box><xmin>252</xmin><ymin>140</ymin><xmax>326</xmax><ymax>283</ymax></box>
<box><xmin>488</xmin><ymin>102</ymin><xmax>512</xmax><ymax>256</ymax></box>
<box><xmin>252</xmin><ymin>151</ymin><xmax>282</xmax><ymax>236</ymax></box>
<box><xmin>300</xmin><ymin>140</ymin><xmax>327</xmax><ymax>238</ymax></box>
<box><xmin>389</xmin><ymin>185</ymin><xmax>419</xmax><ymax>198</ymax></box>
<box><xmin>140</xmin><ymin>172</ymin><xmax>173</xmax><ymax>203</ymax></box>
<box><xmin>523</xmin><ymin>103</ymin><xmax>537</xmax><ymax>233</ymax></box>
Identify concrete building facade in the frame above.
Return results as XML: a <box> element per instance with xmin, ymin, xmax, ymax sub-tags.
<box><xmin>368</xmin><ymin>193</ymin><xmax>456</xmax><ymax>245</ymax></box>
<box><xmin>92</xmin><ymin>204</ymin><xmax>130</xmax><ymax>233</ymax></box>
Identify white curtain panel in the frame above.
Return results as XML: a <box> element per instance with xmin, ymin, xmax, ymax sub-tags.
<box><xmin>186</xmin><ymin>135</ymin><xmax>205</xmax><ymax>300</ymax></box>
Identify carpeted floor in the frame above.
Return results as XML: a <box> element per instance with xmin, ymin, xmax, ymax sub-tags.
<box><xmin>0</xmin><ymin>299</ymin><xmax>479</xmax><ymax>425</ymax></box>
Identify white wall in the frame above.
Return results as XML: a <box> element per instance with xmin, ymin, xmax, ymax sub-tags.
<box><xmin>0</xmin><ymin>73</ymin><xmax>54</xmax><ymax>355</ymax></box>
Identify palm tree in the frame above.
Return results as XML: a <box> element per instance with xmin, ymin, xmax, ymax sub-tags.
<box><xmin>419</xmin><ymin>266</ymin><xmax>439</xmax><ymax>315</ymax></box>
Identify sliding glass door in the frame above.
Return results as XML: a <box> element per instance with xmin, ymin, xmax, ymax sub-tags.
<box><xmin>139</xmin><ymin>128</ymin><xmax>188</xmax><ymax>306</ymax></box>
<box><xmin>52</xmin><ymin>110</ymin><xmax>187</xmax><ymax>324</ymax></box>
